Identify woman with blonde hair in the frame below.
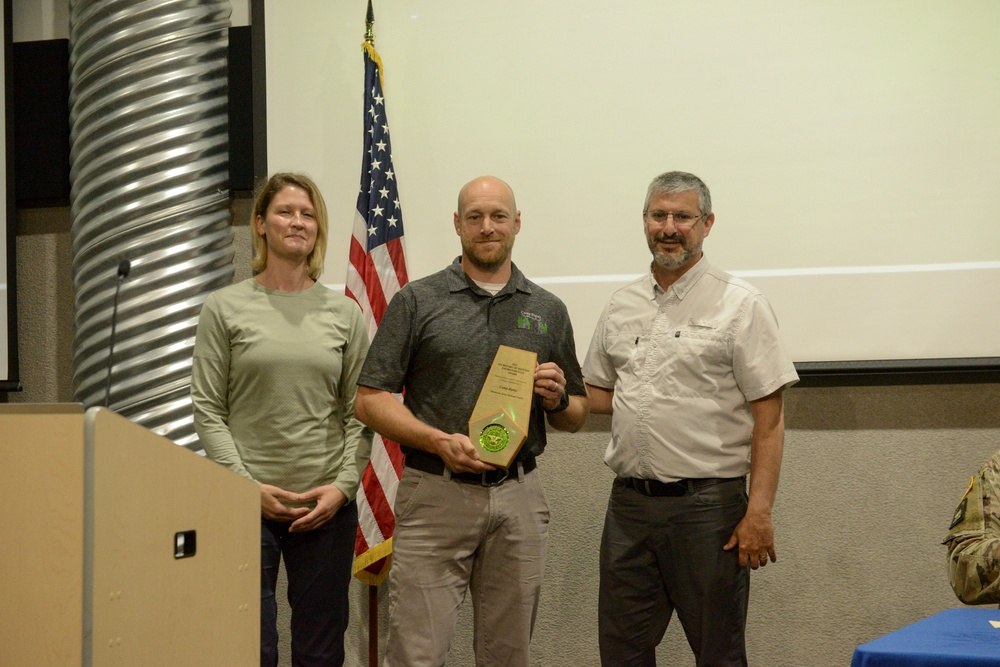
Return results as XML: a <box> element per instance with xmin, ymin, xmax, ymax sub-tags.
<box><xmin>192</xmin><ymin>172</ymin><xmax>371</xmax><ymax>666</ymax></box>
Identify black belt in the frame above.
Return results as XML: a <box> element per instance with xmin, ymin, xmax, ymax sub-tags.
<box><xmin>405</xmin><ymin>452</ymin><xmax>536</xmax><ymax>487</ymax></box>
<box><xmin>614</xmin><ymin>476</ymin><xmax>745</xmax><ymax>497</ymax></box>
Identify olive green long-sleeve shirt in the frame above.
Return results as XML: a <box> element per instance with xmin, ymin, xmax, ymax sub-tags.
<box><xmin>192</xmin><ymin>279</ymin><xmax>372</xmax><ymax>500</ymax></box>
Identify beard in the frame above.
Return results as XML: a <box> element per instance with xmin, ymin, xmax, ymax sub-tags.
<box><xmin>462</xmin><ymin>235</ymin><xmax>514</xmax><ymax>273</ymax></box>
<box><xmin>648</xmin><ymin>233</ymin><xmax>702</xmax><ymax>271</ymax></box>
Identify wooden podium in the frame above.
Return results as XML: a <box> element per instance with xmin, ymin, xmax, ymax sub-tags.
<box><xmin>0</xmin><ymin>405</ymin><xmax>260</xmax><ymax>666</ymax></box>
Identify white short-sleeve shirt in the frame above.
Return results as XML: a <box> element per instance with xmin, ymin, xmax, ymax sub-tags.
<box><xmin>583</xmin><ymin>257</ymin><xmax>799</xmax><ymax>482</ymax></box>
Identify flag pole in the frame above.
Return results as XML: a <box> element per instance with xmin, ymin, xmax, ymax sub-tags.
<box><xmin>369</xmin><ymin>583</ymin><xmax>378</xmax><ymax>667</ymax></box>
<box><xmin>365</xmin><ymin>5</ymin><xmax>379</xmax><ymax>664</ymax></box>
<box><xmin>353</xmin><ymin>0</ymin><xmax>409</xmax><ymax>661</ymax></box>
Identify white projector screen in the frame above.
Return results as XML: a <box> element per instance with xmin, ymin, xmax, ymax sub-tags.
<box><xmin>262</xmin><ymin>1</ymin><xmax>1000</xmax><ymax>375</ymax></box>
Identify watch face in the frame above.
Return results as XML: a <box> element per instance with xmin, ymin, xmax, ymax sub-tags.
<box><xmin>479</xmin><ymin>423</ymin><xmax>510</xmax><ymax>453</ymax></box>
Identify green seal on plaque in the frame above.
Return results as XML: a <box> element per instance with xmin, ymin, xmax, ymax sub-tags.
<box><xmin>479</xmin><ymin>424</ymin><xmax>510</xmax><ymax>453</ymax></box>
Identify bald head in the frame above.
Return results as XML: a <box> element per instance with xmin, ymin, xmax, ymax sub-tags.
<box><xmin>453</xmin><ymin>175</ymin><xmax>521</xmax><ymax>281</ymax></box>
<box><xmin>457</xmin><ymin>176</ymin><xmax>517</xmax><ymax>217</ymax></box>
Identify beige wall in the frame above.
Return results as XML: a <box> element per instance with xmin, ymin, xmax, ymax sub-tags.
<box><xmin>267</xmin><ymin>2</ymin><xmax>1000</xmax><ymax>366</ymax></box>
<box><xmin>9</xmin><ymin>201</ymin><xmax>999</xmax><ymax>666</ymax></box>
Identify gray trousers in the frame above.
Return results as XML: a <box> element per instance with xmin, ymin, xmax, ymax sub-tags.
<box><xmin>383</xmin><ymin>465</ymin><xmax>549</xmax><ymax>667</ymax></box>
<box><xmin>599</xmin><ymin>477</ymin><xmax>750</xmax><ymax>667</ymax></box>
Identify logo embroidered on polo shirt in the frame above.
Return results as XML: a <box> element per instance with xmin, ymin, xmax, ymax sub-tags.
<box><xmin>517</xmin><ymin>311</ymin><xmax>548</xmax><ymax>334</ymax></box>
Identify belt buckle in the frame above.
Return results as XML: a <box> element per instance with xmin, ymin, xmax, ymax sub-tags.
<box><xmin>481</xmin><ymin>468</ymin><xmax>509</xmax><ymax>487</ymax></box>
<box><xmin>664</xmin><ymin>481</ymin><xmax>687</xmax><ymax>497</ymax></box>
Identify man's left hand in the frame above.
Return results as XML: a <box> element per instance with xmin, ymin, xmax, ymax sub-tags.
<box><xmin>723</xmin><ymin>509</ymin><xmax>777</xmax><ymax>570</ymax></box>
<box><xmin>289</xmin><ymin>484</ymin><xmax>347</xmax><ymax>533</ymax></box>
<box><xmin>534</xmin><ymin>362</ymin><xmax>566</xmax><ymax>411</ymax></box>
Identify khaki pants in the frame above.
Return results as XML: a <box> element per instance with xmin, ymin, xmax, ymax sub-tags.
<box><xmin>383</xmin><ymin>465</ymin><xmax>549</xmax><ymax>667</ymax></box>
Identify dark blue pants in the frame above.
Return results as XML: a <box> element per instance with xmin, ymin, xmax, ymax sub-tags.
<box><xmin>598</xmin><ymin>478</ymin><xmax>750</xmax><ymax>667</ymax></box>
<box><xmin>260</xmin><ymin>501</ymin><xmax>357</xmax><ymax>667</ymax></box>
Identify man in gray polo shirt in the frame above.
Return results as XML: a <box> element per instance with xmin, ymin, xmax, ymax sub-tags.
<box><xmin>355</xmin><ymin>175</ymin><xmax>588</xmax><ymax>666</ymax></box>
<box><xmin>584</xmin><ymin>171</ymin><xmax>798</xmax><ymax>666</ymax></box>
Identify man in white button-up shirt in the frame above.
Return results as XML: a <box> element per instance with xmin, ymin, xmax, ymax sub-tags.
<box><xmin>583</xmin><ymin>171</ymin><xmax>799</xmax><ymax>666</ymax></box>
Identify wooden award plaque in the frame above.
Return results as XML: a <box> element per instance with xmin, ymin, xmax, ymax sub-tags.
<box><xmin>468</xmin><ymin>345</ymin><xmax>537</xmax><ymax>469</ymax></box>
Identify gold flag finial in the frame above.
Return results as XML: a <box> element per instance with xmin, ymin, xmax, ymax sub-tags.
<box><xmin>364</xmin><ymin>0</ymin><xmax>375</xmax><ymax>44</ymax></box>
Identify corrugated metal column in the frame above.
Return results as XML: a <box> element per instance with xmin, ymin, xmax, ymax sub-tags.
<box><xmin>69</xmin><ymin>0</ymin><xmax>235</xmax><ymax>450</ymax></box>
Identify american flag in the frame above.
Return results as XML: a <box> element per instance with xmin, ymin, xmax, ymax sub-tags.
<box><xmin>347</xmin><ymin>42</ymin><xmax>408</xmax><ymax>586</ymax></box>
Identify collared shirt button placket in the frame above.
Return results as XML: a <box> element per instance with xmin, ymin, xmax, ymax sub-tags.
<box><xmin>635</xmin><ymin>297</ymin><xmax>672</xmax><ymax>480</ymax></box>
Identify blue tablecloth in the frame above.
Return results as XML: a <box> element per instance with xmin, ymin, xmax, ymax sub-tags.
<box><xmin>852</xmin><ymin>608</ymin><xmax>1000</xmax><ymax>667</ymax></box>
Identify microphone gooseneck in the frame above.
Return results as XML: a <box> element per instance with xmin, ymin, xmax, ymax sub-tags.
<box><xmin>104</xmin><ymin>260</ymin><xmax>130</xmax><ymax>409</ymax></box>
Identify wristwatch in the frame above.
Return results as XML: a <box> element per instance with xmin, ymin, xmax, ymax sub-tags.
<box><xmin>544</xmin><ymin>390</ymin><xmax>570</xmax><ymax>414</ymax></box>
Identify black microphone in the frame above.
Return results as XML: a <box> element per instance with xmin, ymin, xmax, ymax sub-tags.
<box><xmin>104</xmin><ymin>260</ymin><xmax>131</xmax><ymax>408</ymax></box>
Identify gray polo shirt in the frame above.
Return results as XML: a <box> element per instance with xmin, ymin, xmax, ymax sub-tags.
<box><xmin>358</xmin><ymin>258</ymin><xmax>585</xmax><ymax>462</ymax></box>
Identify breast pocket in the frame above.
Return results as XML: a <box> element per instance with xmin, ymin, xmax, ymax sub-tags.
<box><xmin>605</xmin><ymin>331</ymin><xmax>644</xmax><ymax>390</ymax></box>
<box><xmin>666</xmin><ymin>328</ymin><xmax>732</xmax><ymax>392</ymax></box>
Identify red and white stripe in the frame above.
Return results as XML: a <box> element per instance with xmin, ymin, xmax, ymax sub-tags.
<box><xmin>348</xmin><ymin>214</ymin><xmax>408</xmax><ymax>585</ymax></box>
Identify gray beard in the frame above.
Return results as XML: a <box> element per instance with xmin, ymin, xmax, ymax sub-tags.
<box><xmin>651</xmin><ymin>243</ymin><xmax>699</xmax><ymax>271</ymax></box>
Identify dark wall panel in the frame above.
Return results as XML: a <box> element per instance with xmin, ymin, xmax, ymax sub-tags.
<box><xmin>13</xmin><ymin>39</ymin><xmax>70</xmax><ymax>207</ymax></box>
<box><xmin>228</xmin><ymin>25</ymin><xmax>253</xmax><ymax>193</ymax></box>
<box><xmin>12</xmin><ymin>28</ymin><xmax>255</xmax><ymax>207</ymax></box>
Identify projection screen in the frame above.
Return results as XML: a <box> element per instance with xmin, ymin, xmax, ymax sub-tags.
<box><xmin>262</xmin><ymin>1</ymin><xmax>1000</xmax><ymax>377</ymax></box>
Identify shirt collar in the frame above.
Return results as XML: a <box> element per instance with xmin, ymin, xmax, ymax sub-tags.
<box><xmin>647</xmin><ymin>255</ymin><xmax>711</xmax><ymax>301</ymax></box>
<box><xmin>446</xmin><ymin>256</ymin><xmax>532</xmax><ymax>296</ymax></box>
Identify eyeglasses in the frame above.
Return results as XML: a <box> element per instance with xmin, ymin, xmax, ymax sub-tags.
<box><xmin>644</xmin><ymin>210</ymin><xmax>705</xmax><ymax>228</ymax></box>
